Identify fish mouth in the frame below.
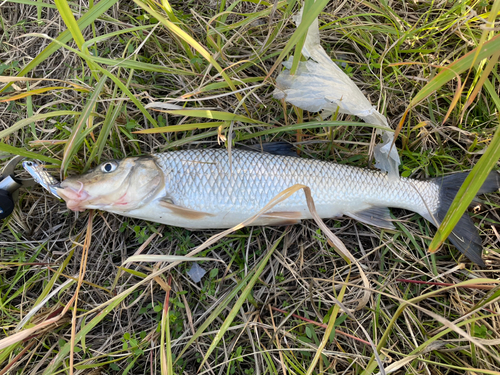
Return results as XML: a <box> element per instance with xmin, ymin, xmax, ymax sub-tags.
<box><xmin>57</xmin><ymin>181</ymin><xmax>90</xmax><ymax>212</ymax></box>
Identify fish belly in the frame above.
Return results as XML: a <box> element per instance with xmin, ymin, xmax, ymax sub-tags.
<box><xmin>123</xmin><ymin>149</ymin><xmax>439</xmax><ymax>229</ymax></box>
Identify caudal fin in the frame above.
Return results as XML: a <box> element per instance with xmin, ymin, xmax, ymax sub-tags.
<box><xmin>432</xmin><ymin>171</ymin><xmax>500</xmax><ymax>267</ymax></box>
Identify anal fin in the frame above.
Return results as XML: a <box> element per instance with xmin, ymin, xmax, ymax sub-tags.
<box><xmin>254</xmin><ymin>211</ymin><xmax>302</xmax><ymax>226</ymax></box>
<box><xmin>346</xmin><ymin>207</ymin><xmax>395</xmax><ymax>230</ymax></box>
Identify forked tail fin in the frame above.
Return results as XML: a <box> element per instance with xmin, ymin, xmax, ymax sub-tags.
<box><xmin>431</xmin><ymin>171</ymin><xmax>500</xmax><ymax>267</ymax></box>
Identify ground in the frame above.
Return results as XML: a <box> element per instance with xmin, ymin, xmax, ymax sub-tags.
<box><xmin>1</xmin><ymin>0</ymin><xmax>500</xmax><ymax>374</ymax></box>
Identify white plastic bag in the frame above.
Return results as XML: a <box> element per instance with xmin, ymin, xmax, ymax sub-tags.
<box><xmin>273</xmin><ymin>11</ymin><xmax>400</xmax><ymax>179</ymax></box>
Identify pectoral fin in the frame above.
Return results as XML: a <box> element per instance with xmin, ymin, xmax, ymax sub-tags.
<box><xmin>254</xmin><ymin>211</ymin><xmax>302</xmax><ymax>226</ymax></box>
<box><xmin>159</xmin><ymin>199</ymin><xmax>214</xmax><ymax>220</ymax></box>
<box><xmin>346</xmin><ymin>207</ymin><xmax>395</xmax><ymax>230</ymax></box>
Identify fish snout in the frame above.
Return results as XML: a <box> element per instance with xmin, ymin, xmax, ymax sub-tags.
<box><xmin>57</xmin><ymin>181</ymin><xmax>89</xmax><ymax>212</ymax></box>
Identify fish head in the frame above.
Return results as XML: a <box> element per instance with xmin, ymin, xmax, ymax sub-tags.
<box><xmin>57</xmin><ymin>156</ymin><xmax>164</xmax><ymax>212</ymax></box>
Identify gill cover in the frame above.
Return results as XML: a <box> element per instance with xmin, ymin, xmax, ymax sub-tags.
<box><xmin>58</xmin><ymin>156</ymin><xmax>163</xmax><ymax>212</ymax></box>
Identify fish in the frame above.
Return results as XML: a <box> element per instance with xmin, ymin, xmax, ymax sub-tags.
<box><xmin>25</xmin><ymin>146</ymin><xmax>499</xmax><ymax>267</ymax></box>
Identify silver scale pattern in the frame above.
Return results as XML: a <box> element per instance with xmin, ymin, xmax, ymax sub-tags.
<box><xmin>154</xmin><ymin>149</ymin><xmax>440</xmax><ymax>215</ymax></box>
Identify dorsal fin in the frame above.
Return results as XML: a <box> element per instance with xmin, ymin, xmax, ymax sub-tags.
<box><xmin>239</xmin><ymin>142</ymin><xmax>298</xmax><ymax>157</ymax></box>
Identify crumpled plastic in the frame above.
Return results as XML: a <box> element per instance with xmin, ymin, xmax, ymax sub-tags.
<box><xmin>373</xmin><ymin>131</ymin><xmax>400</xmax><ymax>180</ymax></box>
<box><xmin>273</xmin><ymin>11</ymin><xmax>400</xmax><ymax>180</ymax></box>
<box><xmin>187</xmin><ymin>263</ymin><xmax>207</xmax><ymax>283</ymax></box>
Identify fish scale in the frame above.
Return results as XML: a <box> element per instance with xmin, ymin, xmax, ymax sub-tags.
<box><xmin>153</xmin><ymin>149</ymin><xmax>440</xmax><ymax>221</ymax></box>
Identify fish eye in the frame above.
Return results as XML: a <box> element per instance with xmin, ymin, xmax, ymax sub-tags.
<box><xmin>101</xmin><ymin>161</ymin><xmax>118</xmax><ymax>173</ymax></box>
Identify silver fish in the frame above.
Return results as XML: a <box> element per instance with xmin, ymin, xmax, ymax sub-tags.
<box><xmin>22</xmin><ymin>160</ymin><xmax>61</xmax><ymax>199</ymax></box>
<box><xmin>45</xmin><ymin>148</ymin><xmax>499</xmax><ymax>266</ymax></box>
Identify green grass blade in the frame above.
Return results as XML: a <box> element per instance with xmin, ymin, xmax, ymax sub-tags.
<box><xmin>0</xmin><ymin>85</ymin><xmax>87</xmax><ymax>102</ymax></box>
<box><xmin>132</xmin><ymin>0</ymin><xmax>250</xmax><ymax>115</ymax></box>
<box><xmin>0</xmin><ymin>343</ymin><xmax>22</xmax><ymax>368</ymax></box>
<box><xmin>198</xmin><ymin>234</ymin><xmax>284</xmax><ymax>370</ymax></box>
<box><xmin>306</xmin><ymin>271</ymin><xmax>348</xmax><ymax>375</ymax></box>
<box><xmin>290</xmin><ymin>0</ymin><xmax>314</xmax><ymax>75</ymax></box>
<box><xmin>408</xmin><ymin>314</ymin><xmax>498</xmax><ymax>358</ymax></box>
<box><xmin>224</xmin><ymin>0</ymin><xmax>294</xmax><ymax>76</ymax></box>
<box><xmin>83</xmin><ymin>54</ymin><xmax>138</xmax><ymax>171</ymax></box>
<box><xmin>81</xmin><ymin>24</ymin><xmax>156</xmax><ymax>52</ymax></box>
<box><xmin>123</xmin><ymin>255</ymin><xmax>216</xmax><ymax>263</ymax></box>
<box><xmin>194</xmin><ymin>77</ymin><xmax>264</xmax><ymax>93</ymax></box>
<box><xmin>54</xmin><ymin>0</ymin><xmax>86</xmax><ymax>50</ymax></box>
<box><xmin>83</xmin><ymin>90</ymin><xmax>122</xmax><ymax>171</ymax></box>
<box><xmin>158</xmin><ymin>0</ymin><xmax>197</xmax><ymax>68</ymax></box>
<box><xmin>116</xmin><ymin>267</ymin><xmax>148</xmax><ymax>279</ymax></box>
<box><xmin>427</xmin><ymin>69</ymin><xmax>500</xmax><ymax>253</ymax></box>
<box><xmin>61</xmin><ymin>76</ymin><xmax>107</xmax><ymax>177</ymax></box>
<box><xmin>97</xmin><ymin>72</ymin><xmax>157</xmax><ymax>127</ymax></box>
<box><xmin>160</xmin><ymin>0</ymin><xmax>182</xmax><ymax>24</ymax></box>
<box><xmin>6</xmin><ymin>0</ymin><xmax>58</xmax><ymax>9</ymax></box>
<box><xmin>362</xmin><ymin>278</ymin><xmax>500</xmax><ymax>374</ymax></box>
<box><xmin>0</xmin><ymin>0</ymin><xmax>119</xmax><ymax>94</ymax></box>
<box><xmin>428</xmin><ymin>120</ymin><xmax>500</xmax><ymax>253</ymax></box>
<box><xmin>91</xmin><ymin>56</ymin><xmax>195</xmax><ymax>75</ymax></box>
<box><xmin>142</xmin><ymin>118</ymin><xmax>389</xmax><ymax>150</ymax></box>
<box><xmin>405</xmin><ymin>33</ymin><xmax>500</xmax><ymax>111</ymax></box>
<box><xmin>484</xmin><ymin>78</ymin><xmax>500</xmax><ymax>110</ymax></box>
<box><xmin>133</xmin><ymin>121</ymin><xmax>225</xmax><ymax>134</ymax></box>
<box><xmin>467</xmin><ymin>0</ymin><xmax>500</xmax><ymax>72</ymax></box>
<box><xmin>0</xmin><ymin>110</ymin><xmax>80</xmax><ymax>139</ymax></box>
<box><xmin>152</xmin><ymin>120</ymin><xmax>384</xmax><ymax>149</ymax></box>
<box><xmin>267</xmin><ymin>0</ymin><xmax>331</xmax><ymax>78</ymax></box>
<box><xmin>208</xmin><ymin>1</ymin><xmax>288</xmax><ymax>38</ymax></box>
<box><xmin>237</xmin><ymin>120</ymin><xmax>390</xmax><ymax>140</ymax></box>
<box><xmin>0</xmin><ymin>142</ymin><xmax>61</xmax><ymax>164</ymax></box>
<box><xmin>173</xmin><ymin>235</ymin><xmax>286</xmax><ymax>365</ymax></box>
<box><xmin>25</xmin><ymin>82</ymin><xmax>34</xmax><ymax>136</ymax></box>
<box><xmin>160</xmin><ymin>292</ymin><xmax>173</xmax><ymax>375</ymax></box>
<box><xmin>26</xmin><ymin>33</ymin><xmax>158</xmax><ymax>127</ymax></box>
<box><xmin>173</xmin><ymin>266</ymin><xmax>258</xmax><ymax>363</ymax></box>
<box><xmin>30</xmin><ymin>248</ymin><xmax>75</xmax><ymax>315</ymax></box>
<box><xmin>41</xmin><ymin>288</ymin><xmax>133</xmax><ymax>375</ymax></box>
<box><xmin>160</xmin><ymin>129</ymin><xmax>221</xmax><ymax>149</ymax></box>
<box><xmin>139</xmin><ymin>109</ymin><xmax>264</xmax><ymax>125</ymax></box>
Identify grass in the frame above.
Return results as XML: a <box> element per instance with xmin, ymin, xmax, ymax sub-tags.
<box><xmin>1</xmin><ymin>0</ymin><xmax>500</xmax><ymax>374</ymax></box>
